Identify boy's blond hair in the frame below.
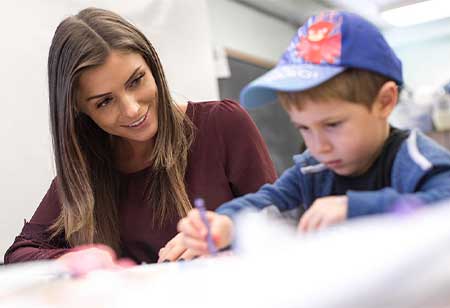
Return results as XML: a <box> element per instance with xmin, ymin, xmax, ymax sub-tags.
<box><xmin>278</xmin><ymin>69</ymin><xmax>391</xmax><ymax>110</ymax></box>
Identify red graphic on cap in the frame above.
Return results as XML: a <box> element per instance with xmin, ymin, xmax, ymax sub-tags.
<box><xmin>296</xmin><ymin>19</ymin><xmax>341</xmax><ymax>64</ymax></box>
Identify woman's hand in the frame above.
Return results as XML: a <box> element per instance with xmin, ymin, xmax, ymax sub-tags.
<box><xmin>57</xmin><ymin>244</ymin><xmax>135</xmax><ymax>277</ymax></box>
<box><xmin>157</xmin><ymin>233</ymin><xmax>198</xmax><ymax>262</ymax></box>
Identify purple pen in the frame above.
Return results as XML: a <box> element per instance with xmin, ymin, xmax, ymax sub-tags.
<box><xmin>194</xmin><ymin>198</ymin><xmax>218</xmax><ymax>256</ymax></box>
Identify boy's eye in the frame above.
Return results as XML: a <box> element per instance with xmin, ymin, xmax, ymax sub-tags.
<box><xmin>326</xmin><ymin>121</ymin><xmax>341</xmax><ymax>128</ymax></box>
<box><xmin>96</xmin><ymin>97</ymin><xmax>113</xmax><ymax>109</ymax></box>
<box><xmin>296</xmin><ymin>125</ymin><xmax>309</xmax><ymax>131</ymax></box>
<box><xmin>129</xmin><ymin>73</ymin><xmax>145</xmax><ymax>88</ymax></box>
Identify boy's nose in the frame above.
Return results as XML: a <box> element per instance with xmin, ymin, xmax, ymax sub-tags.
<box><xmin>312</xmin><ymin>133</ymin><xmax>332</xmax><ymax>154</ymax></box>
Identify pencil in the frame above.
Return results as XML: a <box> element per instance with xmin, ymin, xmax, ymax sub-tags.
<box><xmin>194</xmin><ymin>198</ymin><xmax>218</xmax><ymax>256</ymax></box>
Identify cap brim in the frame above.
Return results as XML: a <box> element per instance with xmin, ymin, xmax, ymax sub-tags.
<box><xmin>240</xmin><ymin>64</ymin><xmax>346</xmax><ymax>109</ymax></box>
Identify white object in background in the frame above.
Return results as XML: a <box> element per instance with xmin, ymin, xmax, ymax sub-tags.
<box><xmin>432</xmin><ymin>92</ymin><xmax>450</xmax><ymax>131</ymax></box>
<box><xmin>389</xmin><ymin>87</ymin><xmax>433</xmax><ymax>132</ymax></box>
<box><xmin>214</xmin><ymin>45</ymin><xmax>231</xmax><ymax>79</ymax></box>
<box><xmin>381</xmin><ymin>0</ymin><xmax>450</xmax><ymax>27</ymax></box>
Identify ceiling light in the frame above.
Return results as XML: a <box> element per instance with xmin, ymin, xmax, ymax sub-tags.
<box><xmin>381</xmin><ymin>0</ymin><xmax>450</xmax><ymax>27</ymax></box>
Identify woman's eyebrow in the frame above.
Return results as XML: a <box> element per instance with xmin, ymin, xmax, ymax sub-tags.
<box><xmin>124</xmin><ymin>66</ymin><xmax>142</xmax><ymax>86</ymax></box>
<box><xmin>87</xmin><ymin>92</ymin><xmax>111</xmax><ymax>102</ymax></box>
<box><xmin>86</xmin><ymin>66</ymin><xmax>143</xmax><ymax>102</ymax></box>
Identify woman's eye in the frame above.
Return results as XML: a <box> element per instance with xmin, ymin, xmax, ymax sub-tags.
<box><xmin>129</xmin><ymin>73</ymin><xmax>145</xmax><ymax>88</ymax></box>
<box><xmin>96</xmin><ymin>97</ymin><xmax>112</xmax><ymax>109</ymax></box>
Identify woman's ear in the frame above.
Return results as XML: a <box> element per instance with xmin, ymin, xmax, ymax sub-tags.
<box><xmin>373</xmin><ymin>81</ymin><xmax>398</xmax><ymax>119</ymax></box>
<box><xmin>73</xmin><ymin>102</ymin><xmax>79</xmax><ymax>114</ymax></box>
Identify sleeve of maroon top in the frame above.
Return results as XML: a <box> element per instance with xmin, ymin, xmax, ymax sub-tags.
<box><xmin>214</xmin><ymin>100</ymin><xmax>277</xmax><ymax>196</ymax></box>
<box><xmin>4</xmin><ymin>178</ymin><xmax>71</xmax><ymax>264</ymax></box>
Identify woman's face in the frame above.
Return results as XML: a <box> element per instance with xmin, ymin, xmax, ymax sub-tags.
<box><xmin>77</xmin><ymin>51</ymin><xmax>158</xmax><ymax>144</ymax></box>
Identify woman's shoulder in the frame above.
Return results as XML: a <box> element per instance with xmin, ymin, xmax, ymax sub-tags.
<box><xmin>188</xmin><ymin>99</ymin><xmax>243</xmax><ymax>113</ymax></box>
<box><xmin>188</xmin><ymin>99</ymin><xmax>249</xmax><ymax>123</ymax></box>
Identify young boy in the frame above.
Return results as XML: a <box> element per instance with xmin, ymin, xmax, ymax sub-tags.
<box><xmin>178</xmin><ymin>11</ymin><xmax>450</xmax><ymax>253</ymax></box>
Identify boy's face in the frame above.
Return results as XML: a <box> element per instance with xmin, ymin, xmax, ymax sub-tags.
<box><xmin>287</xmin><ymin>98</ymin><xmax>390</xmax><ymax>176</ymax></box>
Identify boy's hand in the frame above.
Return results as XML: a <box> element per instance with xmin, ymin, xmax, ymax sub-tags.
<box><xmin>177</xmin><ymin>210</ymin><xmax>233</xmax><ymax>255</ymax></box>
<box><xmin>157</xmin><ymin>233</ymin><xmax>198</xmax><ymax>262</ymax></box>
<box><xmin>298</xmin><ymin>196</ymin><xmax>348</xmax><ymax>233</ymax></box>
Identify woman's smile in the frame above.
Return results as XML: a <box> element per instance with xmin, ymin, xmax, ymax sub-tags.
<box><xmin>121</xmin><ymin>108</ymin><xmax>149</xmax><ymax>128</ymax></box>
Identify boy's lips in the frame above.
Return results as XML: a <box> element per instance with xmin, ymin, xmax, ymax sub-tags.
<box><xmin>325</xmin><ymin>160</ymin><xmax>342</xmax><ymax>167</ymax></box>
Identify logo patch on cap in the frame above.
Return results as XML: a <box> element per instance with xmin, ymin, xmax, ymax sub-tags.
<box><xmin>281</xmin><ymin>12</ymin><xmax>343</xmax><ymax>66</ymax></box>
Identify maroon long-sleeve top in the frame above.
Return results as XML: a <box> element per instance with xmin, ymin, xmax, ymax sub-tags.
<box><xmin>5</xmin><ymin>100</ymin><xmax>277</xmax><ymax>264</ymax></box>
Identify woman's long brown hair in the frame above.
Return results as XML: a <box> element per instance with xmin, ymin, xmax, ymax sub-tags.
<box><xmin>48</xmin><ymin>7</ymin><xmax>193</xmax><ymax>253</ymax></box>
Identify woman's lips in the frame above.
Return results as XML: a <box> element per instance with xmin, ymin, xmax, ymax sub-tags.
<box><xmin>122</xmin><ymin>112</ymin><xmax>148</xmax><ymax>128</ymax></box>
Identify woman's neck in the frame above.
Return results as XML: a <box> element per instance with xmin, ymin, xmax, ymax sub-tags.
<box><xmin>115</xmin><ymin>137</ymin><xmax>155</xmax><ymax>173</ymax></box>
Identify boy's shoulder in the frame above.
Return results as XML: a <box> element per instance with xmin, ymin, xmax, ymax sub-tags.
<box><xmin>395</xmin><ymin>130</ymin><xmax>450</xmax><ymax>168</ymax></box>
<box><xmin>392</xmin><ymin>130</ymin><xmax>450</xmax><ymax>190</ymax></box>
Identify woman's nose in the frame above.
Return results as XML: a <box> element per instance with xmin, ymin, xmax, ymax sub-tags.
<box><xmin>119</xmin><ymin>94</ymin><xmax>140</xmax><ymax>118</ymax></box>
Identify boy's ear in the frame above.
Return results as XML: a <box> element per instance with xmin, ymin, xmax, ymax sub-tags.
<box><xmin>373</xmin><ymin>81</ymin><xmax>398</xmax><ymax>118</ymax></box>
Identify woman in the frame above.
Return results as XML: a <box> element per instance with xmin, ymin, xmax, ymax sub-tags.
<box><xmin>4</xmin><ymin>8</ymin><xmax>276</xmax><ymax>272</ymax></box>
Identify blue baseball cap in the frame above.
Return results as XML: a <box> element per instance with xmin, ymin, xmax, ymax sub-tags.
<box><xmin>240</xmin><ymin>11</ymin><xmax>403</xmax><ymax>109</ymax></box>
